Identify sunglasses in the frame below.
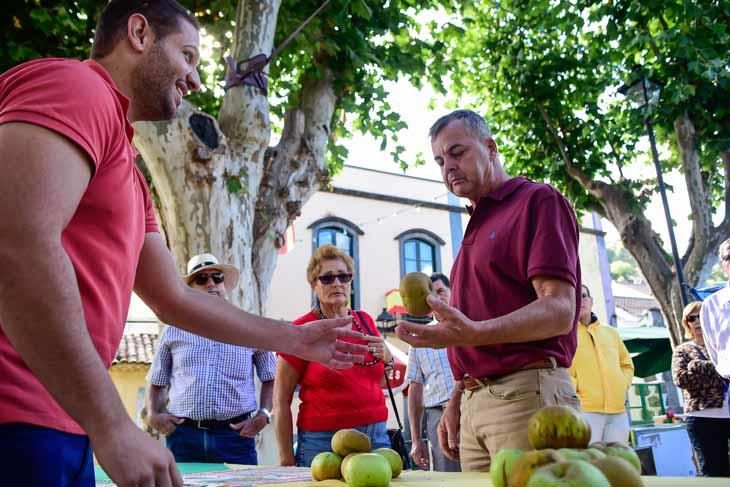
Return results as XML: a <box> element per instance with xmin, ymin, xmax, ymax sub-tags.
<box><xmin>687</xmin><ymin>314</ymin><xmax>700</xmax><ymax>323</ymax></box>
<box><xmin>193</xmin><ymin>272</ymin><xmax>224</xmax><ymax>285</ymax></box>
<box><xmin>317</xmin><ymin>273</ymin><xmax>353</xmax><ymax>285</ymax></box>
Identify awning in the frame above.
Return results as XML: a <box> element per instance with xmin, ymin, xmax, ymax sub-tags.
<box><xmin>619</xmin><ymin>326</ymin><xmax>672</xmax><ymax>378</ymax></box>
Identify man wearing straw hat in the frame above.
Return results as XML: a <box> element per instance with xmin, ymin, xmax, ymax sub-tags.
<box><xmin>147</xmin><ymin>253</ymin><xmax>276</xmax><ymax>464</ymax></box>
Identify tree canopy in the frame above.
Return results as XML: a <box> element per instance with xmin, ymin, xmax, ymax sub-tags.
<box><xmin>427</xmin><ymin>0</ymin><xmax>730</xmax><ymax>344</ymax></box>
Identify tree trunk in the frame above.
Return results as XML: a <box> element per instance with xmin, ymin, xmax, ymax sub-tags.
<box><xmin>538</xmin><ymin>105</ymin><xmax>730</xmax><ymax>347</ymax></box>
<box><xmin>132</xmin><ymin>0</ymin><xmax>336</xmax><ymax>316</ymax></box>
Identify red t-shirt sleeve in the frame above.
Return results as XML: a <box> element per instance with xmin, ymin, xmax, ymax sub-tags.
<box><xmin>0</xmin><ymin>60</ymin><xmax>124</xmax><ymax>173</ymax></box>
<box><xmin>526</xmin><ymin>187</ymin><xmax>579</xmax><ymax>286</ymax></box>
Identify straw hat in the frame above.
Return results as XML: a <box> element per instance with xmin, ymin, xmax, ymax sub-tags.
<box><xmin>184</xmin><ymin>253</ymin><xmax>240</xmax><ymax>289</ymax></box>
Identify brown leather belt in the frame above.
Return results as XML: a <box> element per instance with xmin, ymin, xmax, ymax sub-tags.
<box><xmin>462</xmin><ymin>358</ymin><xmax>555</xmax><ymax>391</ymax></box>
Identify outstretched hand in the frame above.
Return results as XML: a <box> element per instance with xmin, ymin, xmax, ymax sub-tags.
<box><xmin>292</xmin><ymin>317</ymin><xmax>368</xmax><ymax>369</ymax></box>
<box><xmin>396</xmin><ymin>295</ymin><xmax>478</xmax><ymax>348</ymax></box>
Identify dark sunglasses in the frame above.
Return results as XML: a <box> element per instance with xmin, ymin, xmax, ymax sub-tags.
<box><xmin>687</xmin><ymin>314</ymin><xmax>700</xmax><ymax>323</ymax></box>
<box><xmin>317</xmin><ymin>273</ymin><xmax>353</xmax><ymax>285</ymax></box>
<box><xmin>193</xmin><ymin>272</ymin><xmax>224</xmax><ymax>285</ymax></box>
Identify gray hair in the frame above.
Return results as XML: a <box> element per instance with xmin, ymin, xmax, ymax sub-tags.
<box><xmin>719</xmin><ymin>238</ymin><xmax>730</xmax><ymax>259</ymax></box>
<box><xmin>428</xmin><ymin>109</ymin><xmax>492</xmax><ymax>141</ymax></box>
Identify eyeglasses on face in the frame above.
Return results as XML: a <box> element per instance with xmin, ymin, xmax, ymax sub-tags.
<box><xmin>686</xmin><ymin>314</ymin><xmax>700</xmax><ymax>323</ymax></box>
<box><xmin>317</xmin><ymin>273</ymin><xmax>353</xmax><ymax>285</ymax></box>
<box><xmin>193</xmin><ymin>272</ymin><xmax>224</xmax><ymax>285</ymax></box>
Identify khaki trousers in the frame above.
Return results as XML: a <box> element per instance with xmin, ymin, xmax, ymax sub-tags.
<box><xmin>459</xmin><ymin>366</ymin><xmax>580</xmax><ymax>472</ymax></box>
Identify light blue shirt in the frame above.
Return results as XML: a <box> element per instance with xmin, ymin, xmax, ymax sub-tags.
<box><xmin>147</xmin><ymin>325</ymin><xmax>276</xmax><ymax>420</ymax></box>
<box><xmin>700</xmin><ymin>283</ymin><xmax>730</xmax><ymax>379</ymax></box>
<box><xmin>407</xmin><ymin>345</ymin><xmax>455</xmax><ymax>408</ymax></box>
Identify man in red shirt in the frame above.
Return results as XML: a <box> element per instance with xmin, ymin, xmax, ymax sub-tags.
<box><xmin>398</xmin><ymin>109</ymin><xmax>581</xmax><ymax>472</ymax></box>
<box><xmin>0</xmin><ymin>1</ymin><xmax>366</xmax><ymax>486</ymax></box>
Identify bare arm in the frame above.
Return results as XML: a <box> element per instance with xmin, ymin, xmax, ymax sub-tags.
<box><xmin>259</xmin><ymin>379</ymin><xmax>274</xmax><ymax>412</ymax></box>
<box><xmin>134</xmin><ymin>233</ymin><xmax>367</xmax><ymax>367</ymax></box>
<box><xmin>408</xmin><ymin>382</ymin><xmax>425</xmax><ymax>442</ymax></box>
<box><xmin>146</xmin><ymin>384</ymin><xmax>183</xmax><ymax>436</ymax></box>
<box><xmin>273</xmin><ymin>358</ymin><xmax>300</xmax><ymax>465</ymax></box>
<box><xmin>397</xmin><ymin>276</ymin><xmax>576</xmax><ymax>348</ymax></box>
<box><xmin>0</xmin><ymin>122</ymin><xmax>180</xmax><ymax>485</ymax></box>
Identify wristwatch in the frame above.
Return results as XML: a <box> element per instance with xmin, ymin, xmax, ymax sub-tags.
<box><xmin>258</xmin><ymin>407</ymin><xmax>273</xmax><ymax>424</ymax></box>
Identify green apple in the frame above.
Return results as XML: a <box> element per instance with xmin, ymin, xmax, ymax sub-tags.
<box><xmin>590</xmin><ymin>442</ymin><xmax>641</xmax><ymax>473</ymax></box>
<box><xmin>490</xmin><ymin>448</ymin><xmax>524</xmax><ymax>487</ymax></box>
<box><xmin>584</xmin><ymin>448</ymin><xmax>607</xmax><ymax>461</ymax></box>
<box><xmin>341</xmin><ymin>452</ymin><xmax>361</xmax><ymax>483</ymax></box>
<box><xmin>346</xmin><ymin>452</ymin><xmax>392</xmax><ymax>487</ymax></box>
<box><xmin>528</xmin><ymin>406</ymin><xmax>591</xmax><ymax>449</ymax></box>
<box><xmin>310</xmin><ymin>451</ymin><xmax>343</xmax><ymax>481</ymax></box>
<box><xmin>373</xmin><ymin>447</ymin><xmax>403</xmax><ymax>478</ymax></box>
<box><xmin>592</xmin><ymin>456</ymin><xmax>644</xmax><ymax>486</ymax></box>
<box><xmin>509</xmin><ymin>449</ymin><xmax>564</xmax><ymax>487</ymax></box>
<box><xmin>526</xmin><ymin>460</ymin><xmax>611</xmax><ymax>487</ymax></box>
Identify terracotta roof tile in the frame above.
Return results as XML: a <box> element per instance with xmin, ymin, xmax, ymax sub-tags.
<box><xmin>113</xmin><ymin>333</ymin><xmax>159</xmax><ymax>365</ymax></box>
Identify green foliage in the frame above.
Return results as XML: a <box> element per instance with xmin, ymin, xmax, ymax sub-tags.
<box><xmin>427</xmin><ymin>0</ymin><xmax>730</xmax><ymax>214</ymax></box>
<box><xmin>1</xmin><ymin>0</ymin><xmax>447</xmax><ymax>172</ymax></box>
<box><xmin>607</xmin><ymin>241</ymin><xmax>642</xmax><ymax>283</ymax></box>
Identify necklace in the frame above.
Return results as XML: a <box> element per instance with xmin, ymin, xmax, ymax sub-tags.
<box><xmin>314</xmin><ymin>306</ymin><xmax>379</xmax><ymax>366</ymax></box>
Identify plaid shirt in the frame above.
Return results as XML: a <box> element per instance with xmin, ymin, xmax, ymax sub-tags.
<box><xmin>407</xmin><ymin>345</ymin><xmax>456</xmax><ymax>408</ymax></box>
<box><xmin>147</xmin><ymin>325</ymin><xmax>276</xmax><ymax>421</ymax></box>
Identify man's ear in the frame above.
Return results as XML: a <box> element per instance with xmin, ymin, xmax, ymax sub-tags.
<box><xmin>485</xmin><ymin>136</ymin><xmax>498</xmax><ymax>155</ymax></box>
<box><xmin>127</xmin><ymin>13</ymin><xmax>155</xmax><ymax>53</ymax></box>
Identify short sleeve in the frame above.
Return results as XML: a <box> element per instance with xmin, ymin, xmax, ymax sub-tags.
<box><xmin>137</xmin><ymin>167</ymin><xmax>159</xmax><ymax>233</ymax></box>
<box><xmin>254</xmin><ymin>350</ymin><xmax>277</xmax><ymax>382</ymax></box>
<box><xmin>0</xmin><ymin>60</ymin><xmax>126</xmax><ymax>173</ymax></box>
<box><xmin>147</xmin><ymin>327</ymin><xmax>173</xmax><ymax>386</ymax></box>
<box><xmin>526</xmin><ymin>188</ymin><xmax>579</xmax><ymax>286</ymax></box>
<box><xmin>407</xmin><ymin>347</ymin><xmax>425</xmax><ymax>383</ymax></box>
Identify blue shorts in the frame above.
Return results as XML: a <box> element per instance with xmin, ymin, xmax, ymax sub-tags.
<box><xmin>295</xmin><ymin>421</ymin><xmax>390</xmax><ymax>467</ymax></box>
<box><xmin>0</xmin><ymin>423</ymin><xmax>94</xmax><ymax>486</ymax></box>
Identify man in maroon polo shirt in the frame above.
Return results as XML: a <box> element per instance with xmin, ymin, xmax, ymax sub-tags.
<box><xmin>397</xmin><ymin>109</ymin><xmax>581</xmax><ymax>472</ymax></box>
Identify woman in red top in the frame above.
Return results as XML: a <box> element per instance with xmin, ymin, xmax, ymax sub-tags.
<box><xmin>274</xmin><ymin>245</ymin><xmax>393</xmax><ymax>467</ymax></box>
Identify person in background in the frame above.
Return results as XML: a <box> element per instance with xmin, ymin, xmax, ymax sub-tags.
<box><xmin>274</xmin><ymin>245</ymin><xmax>392</xmax><ymax>467</ymax></box>
<box><xmin>568</xmin><ymin>284</ymin><xmax>634</xmax><ymax>443</ymax></box>
<box><xmin>398</xmin><ymin>109</ymin><xmax>581</xmax><ymax>472</ymax></box>
<box><xmin>672</xmin><ymin>301</ymin><xmax>730</xmax><ymax>477</ymax></box>
<box><xmin>700</xmin><ymin>238</ymin><xmax>730</xmax><ymax>379</ymax></box>
<box><xmin>147</xmin><ymin>253</ymin><xmax>276</xmax><ymax>464</ymax></box>
<box><xmin>407</xmin><ymin>273</ymin><xmax>460</xmax><ymax>472</ymax></box>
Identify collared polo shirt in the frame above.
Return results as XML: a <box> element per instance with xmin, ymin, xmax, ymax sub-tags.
<box><xmin>0</xmin><ymin>58</ymin><xmax>158</xmax><ymax>434</ymax></box>
<box><xmin>447</xmin><ymin>177</ymin><xmax>581</xmax><ymax>380</ymax></box>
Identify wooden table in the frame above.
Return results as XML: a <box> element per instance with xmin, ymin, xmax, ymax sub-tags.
<box><xmin>278</xmin><ymin>470</ymin><xmax>730</xmax><ymax>487</ymax></box>
<box><xmin>95</xmin><ymin>465</ymin><xmax>730</xmax><ymax>486</ymax></box>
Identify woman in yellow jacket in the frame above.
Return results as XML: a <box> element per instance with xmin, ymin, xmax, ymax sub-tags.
<box><xmin>569</xmin><ymin>285</ymin><xmax>635</xmax><ymax>443</ymax></box>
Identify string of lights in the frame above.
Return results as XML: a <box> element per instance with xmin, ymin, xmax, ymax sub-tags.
<box><xmin>356</xmin><ymin>191</ymin><xmax>452</xmax><ymax>229</ymax></box>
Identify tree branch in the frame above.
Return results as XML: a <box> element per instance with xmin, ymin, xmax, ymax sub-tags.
<box><xmin>251</xmin><ymin>71</ymin><xmax>337</xmax><ymax>312</ymax></box>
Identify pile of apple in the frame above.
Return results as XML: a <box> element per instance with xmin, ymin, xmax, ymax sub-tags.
<box><xmin>491</xmin><ymin>406</ymin><xmax>644</xmax><ymax>487</ymax></box>
<box><xmin>310</xmin><ymin>428</ymin><xmax>403</xmax><ymax>487</ymax></box>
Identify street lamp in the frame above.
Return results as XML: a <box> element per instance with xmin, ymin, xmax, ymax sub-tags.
<box><xmin>618</xmin><ymin>73</ymin><xmax>689</xmax><ymax>307</ymax></box>
<box><xmin>375</xmin><ymin>308</ymin><xmax>396</xmax><ymax>334</ymax></box>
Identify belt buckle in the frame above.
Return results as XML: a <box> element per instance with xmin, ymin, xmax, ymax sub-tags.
<box><xmin>195</xmin><ymin>420</ymin><xmax>209</xmax><ymax>430</ymax></box>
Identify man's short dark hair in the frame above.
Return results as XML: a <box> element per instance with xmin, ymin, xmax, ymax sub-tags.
<box><xmin>428</xmin><ymin>109</ymin><xmax>492</xmax><ymax>141</ymax></box>
<box><xmin>430</xmin><ymin>272</ymin><xmax>450</xmax><ymax>288</ymax></box>
<box><xmin>91</xmin><ymin>0</ymin><xmax>199</xmax><ymax>59</ymax></box>
<box><xmin>582</xmin><ymin>284</ymin><xmax>591</xmax><ymax>297</ymax></box>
